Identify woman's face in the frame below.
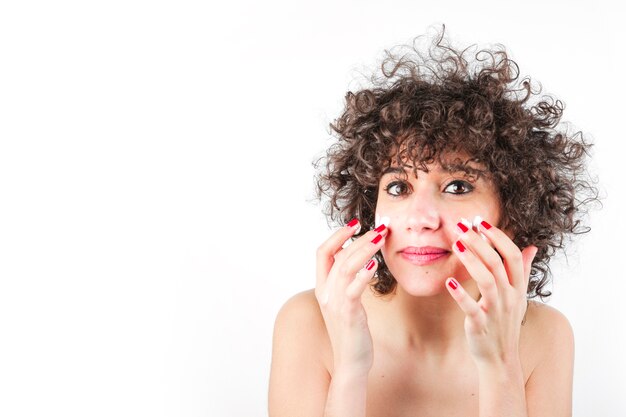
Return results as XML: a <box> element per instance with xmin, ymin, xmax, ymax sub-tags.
<box><xmin>375</xmin><ymin>154</ymin><xmax>503</xmax><ymax>296</ymax></box>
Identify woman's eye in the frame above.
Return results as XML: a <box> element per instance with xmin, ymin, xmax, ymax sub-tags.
<box><xmin>444</xmin><ymin>180</ymin><xmax>474</xmax><ymax>195</ymax></box>
<box><xmin>386</xmin><ymin>181</ymin><xmax>409</xmax><ymax>196</ymax></box>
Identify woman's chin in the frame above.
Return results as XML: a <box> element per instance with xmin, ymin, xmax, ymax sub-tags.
<box><xmin>390</xmin><ymin>266</ymin><xmax>470</xmax><ymax>297</ymax></box>
<box><xmin>393</xmin><ymin>274</ymin><xmax>451</xmax><ymax>297</ymax></box>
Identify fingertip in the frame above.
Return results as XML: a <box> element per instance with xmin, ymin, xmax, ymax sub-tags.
<box><xmin>346</xmin><ymin>218</ymin><xmax>361</xmax><ymax>234</ymax></box>
<box><xmin>531</xmin><ymin>245</ymin><xmax>539</xmax><ymax>258</ymax></box>
<box><xmin>447</xmin><ymin>277</ymin><xmax>459</xmax><ymax>291</ymax></box>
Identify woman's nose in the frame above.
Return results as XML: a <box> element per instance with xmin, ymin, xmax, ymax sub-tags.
<box><xmin>404</xmin><ymin>190</ymin><xmax>442</xmax><ymax>232</ymax></box>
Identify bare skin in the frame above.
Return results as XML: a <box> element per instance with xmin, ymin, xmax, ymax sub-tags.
<box><xmin>269</xmin><ymin>287</ymin><xmax>568</xmax><ymax>417</ymax></box>
<box><xmin>269</xmin><ymin>157</ymin><xmax>574</xmax><ymax>416</ymax></box>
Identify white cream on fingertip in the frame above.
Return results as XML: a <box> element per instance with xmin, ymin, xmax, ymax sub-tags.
<box><xmin>460</xmin><ymin>217</ymin><xmax>472</xmax><ymax>230</ymax></box>
<box><xmin>472</xmin><ymin>215</ymin><xmax>488</xmax><ymax>241</ymax></box>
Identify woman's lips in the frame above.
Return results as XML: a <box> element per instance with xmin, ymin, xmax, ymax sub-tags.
<box><xmin>400</xmin><ymin>251</ymin><xmax>450</xmax><ymax>265</ymax></box>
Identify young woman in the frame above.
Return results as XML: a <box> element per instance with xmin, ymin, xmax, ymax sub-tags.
<box><xmin>268</xmin><ymin>28</ymin><xmax>597</xmax><ymax>417</ymax></box>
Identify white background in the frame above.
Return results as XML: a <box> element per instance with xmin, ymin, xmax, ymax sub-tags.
<box><xmin>1</xmin><ymin>1</ymin><xmax>624</xmax><ymax>416</ymax></box>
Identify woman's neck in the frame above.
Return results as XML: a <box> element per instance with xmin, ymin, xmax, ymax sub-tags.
<box><xmin>364</xmin><ymin>280</ymin><xmax>481</xmax><ymax>361</ymax></box>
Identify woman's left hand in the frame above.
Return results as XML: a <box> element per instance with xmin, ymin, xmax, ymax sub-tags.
<box><xmin>446</xmin><ymin>218</ymin><xmax>538</xmax><ymax>368</ymax></box>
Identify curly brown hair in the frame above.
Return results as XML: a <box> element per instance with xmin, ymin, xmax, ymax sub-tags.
<box><xmin>314</xmin><ymin>27</ymin><xmax>600</xmax><ymax>301</ymax></box>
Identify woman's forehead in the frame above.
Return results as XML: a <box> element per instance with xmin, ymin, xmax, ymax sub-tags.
<box><xmin>385</xmin><ymin>151</ymin><xmax>487</xmax><ymax>175</ymax></box>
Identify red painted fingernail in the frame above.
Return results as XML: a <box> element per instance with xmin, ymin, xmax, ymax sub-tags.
<box><xmin>480</xmin><ymin>220</ymin><xmax>492</xmax><ymax>230</ymax></box>
<box><xmin>456</xmin><ymin>222</ymin><xmax>469</xmax><ymax>233</ymax></box>
<box><xmin>455</xmin><ymin>240</ymin><xmax>466</xmax><ymax>252</ymax></box>
<box><xmin>371</xmin><ymin>234</ymin><xmax>383</xmax><ymax>244</ymax></box>
<box><xmin>448</xmin><ymin>278</ymin><xmax>459</xmax><ymax>290</ymax></box>
<box><xmin>366</xmin><ymin>259</ymin><xmax>375</xmax><ymax>270</ymax></box>
<box><xmin>347</xmin><ymin>218</ymin><xmax>359</xmax><ymax>228</ymax></box>
<box><xmin>374</xmin><ymin>224</ymin><xmax>386</xmax><ymax>233</ymax></box>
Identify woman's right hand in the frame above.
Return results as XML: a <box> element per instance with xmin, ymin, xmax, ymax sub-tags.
<box><xmin>315</xmin><ymin>219</ymin><xmax>388</xmax><ymax>376</ymax></box>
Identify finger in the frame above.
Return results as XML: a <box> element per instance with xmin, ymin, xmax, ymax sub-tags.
<box><xmin>445</xmin><ymin>277</ymin><xmax>484</xmax><ymax>326</ymax></box>
<box><xmin>345</xmin><ymin>258</ymin><xmax>377</xmax><ymax>300</ymax></box>
<box><xmin>455</xmin><ymin>221</ymin><xmax>509</xmax><ymax>289</ymax></box>
<box><xmin>333</xmin><ymin>228</ymin><xmax>387</xmax><ymax>291</ymax></box>
<box><xmin>521</xmin><ymin>245</ymin><xmax>538</xmax><ymax>293</ymax></box>
<box><xmin>476</xmin><ymin>220</ymin><xmax>526</xmax><ymax>293</ymax></box>
<box><xmin>452</xmin><ymin>239</ymin><xmax>499</xmax><ymax>306</ymax></box>
<box><xmin>316</xmin><ymin>218</ymin><xmax>361</xmax><ymax>291</ymax></box>
<box><xmin>335</xmin><ymin>223</ymin><xmax>388</xmax><ymax>262</ymax></box>
<box><xmin>320</xmin><ymin>230</ymin><xmax>385</xmax><ymax>306</ymax></box>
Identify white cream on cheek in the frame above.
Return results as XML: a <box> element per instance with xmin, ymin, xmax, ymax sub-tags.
<box><xmin>374</xmin><ymin>213</ymin><xmax>391</xmax><ymax>229</ymax></box>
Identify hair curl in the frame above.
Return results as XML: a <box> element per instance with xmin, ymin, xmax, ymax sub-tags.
<box><xmin>314</xmin><ymin>27</ymin><xmax>600</xmax><ymax>301</ymax></box>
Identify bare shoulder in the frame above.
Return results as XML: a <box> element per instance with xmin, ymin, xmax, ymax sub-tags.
<box><xmin>523</xmin><ymin>301</ymin><xmax>575</xmax><ymax>416</ymax></box>
<box><xmin>271</xmin><ymin>288</ymin><xmax>331</xmax><ymax>368</ymax></box>
<box><xmin>269</xmin><ymin>289</ymin><xmax>331</xmax><ymax>417</ymax></box>
<box><xmin>274</xmin><ymin>289</ymin><xmax>326</xmax><ymax>333</ymax></box>
<box><xmin>520</xmin><ymin>301</ymin><xmax>574</xmax><ymax>377</ymax></box>
<box><xmin>521</xmin><ymin>301</ymin><xmax>574</xmax><ymax>374</ymax></box>
<box><xmin>526</xmin><ymin>300</ymin><xmax>574</xmax><ymax>340</ymax></box>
